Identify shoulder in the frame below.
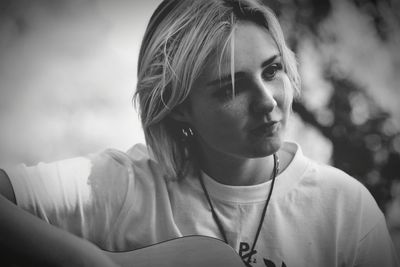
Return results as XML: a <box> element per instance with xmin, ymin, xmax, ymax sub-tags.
<box><xmin>307</xmin><ymin>159</ymin><xmax>372</xmax><ymax>203</ymax></box>
<box><xmin>89</xmin><ymin>143</ymin><xmax>165</xmax><ymax>187</ymax></box>
<box><xmin>300</xmin><ymin>151</ymin><xmax>384</xmax><ymax>236</ymax></box>
<box><xmin>282</xmin><ymin>142</ymin><xmax>372</xmax><ymax>198</ymax></box>
<box><xmin>4</xmin><ymin>144</ymin><xmax>165</xmax><ymax>205</ymax></box>
<box><xmin>283</xmin><ymin>142</ymin><xmax>384</xmax><ymax>231</ymax></box>
<box><xmin>282</xmin><ymin>143</ymin><xmax>397</xmax><ymax>265</ymax></box>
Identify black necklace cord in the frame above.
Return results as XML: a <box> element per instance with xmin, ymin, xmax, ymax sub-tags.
<box><xmin>199</xmin><ymin>153</ymin><xmax>280</xmax><ymax>255</ymax></box>
<box><xmin>246</xmin><ymin>153</ymin><xmax>279</xmax><ymax>264</ymax></box>
<box><xmin>199</xmin><ymin>175</ymin><xmax>229</xmax><ymax>243</ymax></box>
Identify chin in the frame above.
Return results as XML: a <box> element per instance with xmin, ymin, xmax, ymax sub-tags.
<box><xmin>246</xmin><ymin>137</ymin><xmax>283</xmax><ymax>158</ymax></box>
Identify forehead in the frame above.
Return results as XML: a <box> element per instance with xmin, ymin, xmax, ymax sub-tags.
<box><xmin>201</xmin><ymin>20</ymin><xmax>279</xmax><ymax>82</ymax></box>
<box><xmin>233</xmin><ymin>21</ymin><xmax>279</xmax><ymax>70</ymax></box>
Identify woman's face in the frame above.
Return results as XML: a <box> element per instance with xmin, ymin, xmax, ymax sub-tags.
<box><xmin>181</xmin><ymin>20</ymin><xmax>293</xmax><ymax>161</ymax></box>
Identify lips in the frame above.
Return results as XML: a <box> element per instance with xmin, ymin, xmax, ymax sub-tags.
<box><xmin>250</xmin><ymin>121</ymin><xmax>280</xmax><ymax>136</ymax></box>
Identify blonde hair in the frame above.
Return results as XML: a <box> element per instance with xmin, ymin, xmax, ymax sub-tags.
<box><xmin>134</xmin><ymin>0</ymin><xmax>300</xmax><ymax>179</ymax></box>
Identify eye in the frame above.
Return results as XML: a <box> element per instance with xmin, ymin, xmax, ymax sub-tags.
<box><xmin>262</xmin><ymin>63</ymin><xmax>283</xmax><ymax>80</ymax></box>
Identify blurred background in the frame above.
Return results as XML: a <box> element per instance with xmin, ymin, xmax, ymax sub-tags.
<box><xmin>0</xmin><ymin>0</ymin><xmax>399</xmax><ymax>257</ymax></box>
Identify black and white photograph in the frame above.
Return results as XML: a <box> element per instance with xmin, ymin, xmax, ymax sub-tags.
<box><xmin>0</xmin><ymin>0</ymin><xmax>399</xmax><ymax>266</ymax></box>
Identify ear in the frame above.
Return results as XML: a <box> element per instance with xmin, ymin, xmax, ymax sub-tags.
<box><xmin>169</xmin><ymin>104</ymin><xmax>191</xmax><ymax>123</ymax></box>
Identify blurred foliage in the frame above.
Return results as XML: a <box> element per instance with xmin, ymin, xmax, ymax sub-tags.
<box><xmin>264</xmin><ymin>0</ymin><xmax>400</xmax><ymax>212</ymax></box>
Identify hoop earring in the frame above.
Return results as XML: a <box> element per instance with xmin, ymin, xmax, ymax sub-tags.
<box><xmin>182</xmin><ymin>127</ymin><xmax>194</xmax><ymax>138</ymax></box>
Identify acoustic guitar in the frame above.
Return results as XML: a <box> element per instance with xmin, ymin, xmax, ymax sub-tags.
<box><xmin>105</xmin><ymin>235</ymin><xmax>246</xmax><ymax>267</ymax></box>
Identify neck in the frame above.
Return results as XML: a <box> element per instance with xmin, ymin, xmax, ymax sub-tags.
<box><xmin>198</xmin><ymin>148</ymin><xmax>276</xmax><ymax>186</ymax></box>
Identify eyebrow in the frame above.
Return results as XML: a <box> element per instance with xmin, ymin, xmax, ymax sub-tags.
<box><xmin>207</xmin><ymin>54</ymin><xmax>280</xmax><ymax>87</ymax></box>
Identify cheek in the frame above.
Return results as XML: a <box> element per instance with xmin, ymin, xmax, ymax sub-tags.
<box><xmin>279</xmin><ymin>74</ymin><xmax>294</xmax><ymax>116</ymax></box>
<box><xmin>199</xmin><ymin>105</ymin><xmax>245</xmax><ymax>131</ymax></box>
<box><xmin>280</xmin><ymin>77</ymin><xmax>294</xmax><ymax>135</ymax></box>
<box><xmin>191</xmin><ymin>99</ymin><xmax>248</xmax><ymax>139</ymax></box>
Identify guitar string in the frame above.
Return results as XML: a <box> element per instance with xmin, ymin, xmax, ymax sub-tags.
<box><xmin>199</xmin><ymin>153</ymin><xmax>279</xmax><ymax>264</ymax></box>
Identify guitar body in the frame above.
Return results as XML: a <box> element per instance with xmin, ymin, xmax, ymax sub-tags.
<box><xmin>105</xmin><ymin>235</ymin><xmax>246</xmax><ymax>267</ymax></box>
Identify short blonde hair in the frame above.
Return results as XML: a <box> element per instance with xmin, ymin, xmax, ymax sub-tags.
<box><xmin>134</xmin><ymin>0</ymin><xmax>300</xmax><ymax>179</ymax></box>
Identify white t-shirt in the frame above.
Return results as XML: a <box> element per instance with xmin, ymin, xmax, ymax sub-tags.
<box><xmin>4</xmin><ymin>142</ymin><xmax>398</xmax><ymax>267</ymax></box>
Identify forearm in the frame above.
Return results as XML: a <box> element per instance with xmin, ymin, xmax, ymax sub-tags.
<box><xmin>0</xmin><ymin>195</ymin><xmax>118</xmax><ymax>267</ymax></box>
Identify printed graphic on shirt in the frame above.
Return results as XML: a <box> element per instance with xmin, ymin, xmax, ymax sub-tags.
<box><xmin>239</xmin><ymin>242</ymin><xmax>287</xmax><ymax>267</ymax></box>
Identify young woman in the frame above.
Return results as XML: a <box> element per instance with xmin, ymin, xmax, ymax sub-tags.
<box><xmin>0</xmin><ymin>0</ymin><xmax>398</xmax><ymax>266</ymax></box>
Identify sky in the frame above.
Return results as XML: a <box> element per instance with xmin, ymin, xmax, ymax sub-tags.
<box><xmin>0</xmin><ymin>0</ymin><xmax>398</xmax><ymax>166</ymax></box>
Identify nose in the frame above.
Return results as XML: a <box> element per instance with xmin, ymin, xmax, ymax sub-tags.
<box><xmin>249</xmin><ymin>80</ymin><xmax>277</xmax><ymax>116</ymax></box>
